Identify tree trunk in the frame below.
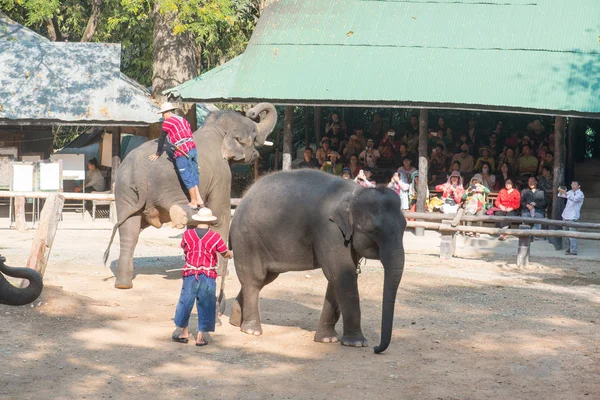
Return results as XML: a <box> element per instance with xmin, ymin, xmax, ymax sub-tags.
<box><xmin>283</xmin><ymin>106</ymin><xmax>294</xmax><ymax>170</ymax></box>
<box><xmin>416</xmin><ymin>109</ymin><xmax>429</xmax><ymax>236</ymax></box>
<box><xmin>552</xmin><ymin>116</ymin><xmax>566</xmax><ymax>221</ymax></box>
<box><xmin>566</xmin><ymin>118</ymin><xmax>576</xmax><ymax>184</ymax></box>
<box><xmin>44</xmin><ymin>17</ymin><xmax>63</xmax><ymax>42</ymax></box>
<box><xmin>81</xmin><ymin>0</ymin><xmax>102</xmax><ymax>42</ymax></box>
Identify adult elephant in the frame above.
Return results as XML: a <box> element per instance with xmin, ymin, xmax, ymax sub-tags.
<box><xmin>104</xmin><ymin>103</ymin><xmax>277</xmax><ymax>290</ymax></box>
<box><xmin>0</xmin><ymin>255</ymin><xmax>44</xmax><ymax>306</ymax></box>
<box><xmin>229</xmin><ymin>170</ymin><xmax>406</xmax><ymax>354</ymax></box>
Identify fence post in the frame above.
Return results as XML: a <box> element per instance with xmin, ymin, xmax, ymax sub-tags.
<box><xmin>14</xmin><ymin>196</ymin><xmax>27</xmax><ymax>232</ymax></box>
<box><xmin>517</xmin><ymin>224</ymin><xmax>531</xmax><ymax>267</ymax></box>
<box><xmin>439</xmin><ymin>220</ymin><xmax>456</xmax><ymax>260</ymax></box>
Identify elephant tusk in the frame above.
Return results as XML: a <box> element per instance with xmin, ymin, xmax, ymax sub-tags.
<box><xmin>262</xmin><ymin>140</ymin><xmax>274</xmax><ymax>146</ymax></box>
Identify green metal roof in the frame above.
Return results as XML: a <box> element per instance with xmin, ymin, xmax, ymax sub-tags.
<box><xmin>166</xmin><ymin>0</ymin><xmax>600</xmax><ymax>117</ymax></box>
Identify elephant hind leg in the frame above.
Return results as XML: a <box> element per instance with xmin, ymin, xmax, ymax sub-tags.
<box><xmin>114</xmin><ymin>214</ymin><xmax>143</xmax><ymax>289</ymax></box>
<box><xmin>229</xmin><ymin>290</ymin><xmax>243</xmax><ymax>327</ymax></box>
<box><xmin>237</xmin><ymin>271</ymin><xmax>279</xmax><ymax>336</ymax></box>
<box><xmin>314</xmin><ymin>281</ymin><xmax>341</xmax><ymax>343</ymax></box>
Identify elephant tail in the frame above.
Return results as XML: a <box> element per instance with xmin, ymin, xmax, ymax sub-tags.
<box><xmin>103</xmin><ymin>194</ymin><xmax>147</xmax><ymax>266</ymax></box>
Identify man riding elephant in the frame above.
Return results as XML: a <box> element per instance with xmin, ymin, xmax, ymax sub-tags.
<box><xmin>104</xmin><ymin>103</ymin><xmax>277</xmax><ymax>291</ymax></box>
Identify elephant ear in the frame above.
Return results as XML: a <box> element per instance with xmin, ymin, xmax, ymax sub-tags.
<box><xmin>221</xmin><ymin>130</ymin><xmax>245</xmax><ymax>161</ymax></box>
<box><xmin>329</xmin><ymin>197</ymin><xmax>354</xmax><ymax>245</ymax></box>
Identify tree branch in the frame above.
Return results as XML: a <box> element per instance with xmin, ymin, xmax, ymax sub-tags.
<box><xmin>81</xmin><ymin>0</ymin><xmax>102</xmax><ymax>42</ymax></box>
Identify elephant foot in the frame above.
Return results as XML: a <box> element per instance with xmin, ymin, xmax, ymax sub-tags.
<box><xmin>240</xmin><ymin>320</ymin><xmax>263</xmax><ymax>336</ymax></box>
<box><xmin>314</xmin><ymin>328</ymin><xmax>340</xmax><ymax>343</ymax></box>
<box><xmin>341</xmin><ymin>335</ymin><xmax>369</xmax><ymax>348</ymax></box>
<box><xmin>114</xmin><ymin>277</ymin><xmax>133</xmax><ymax>290</ymax></box>
<box><xmin>229</xmin><ymin>300</ymin><xmax>242</xmax><ymax>327</ymax></box>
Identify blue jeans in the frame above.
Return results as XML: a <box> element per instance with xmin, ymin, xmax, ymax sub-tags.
<box><xmin>563</xmin><ymin>219</ymin><xmax>578</xmax><ymax>253</ymax></box>
<box><xmin>174</xmin><ymin>274</ymin><xmax>216</xmax><ymax>332</ymax></box>
<box><xmin>174</xmin><ymin>147</ymin><xmax>199</xmax><ymax>189</ymax></box>
<box><xmin>521</xmin><ymin>209</ymin><xmax>544</xmax><ymax>230</ymax></box>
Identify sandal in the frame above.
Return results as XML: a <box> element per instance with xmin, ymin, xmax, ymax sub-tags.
<box><xmin>172</xmin><ymin>337</ymin><xmax>189</xmax><ymax>344</ymax></box>
<box><xmin>195</xmin><ymin>340</ymin><xmax>208</xmax><ymax>347</ymax></box>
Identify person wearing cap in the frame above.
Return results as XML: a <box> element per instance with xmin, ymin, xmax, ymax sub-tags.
<box><xmin>172</xmin><ymin>208</ymin><xmax>233</xmax><ymax>346</ymax></box>
<box><xmin>462</xmin><ymin>174</ymin><xmax>490</xmax><ymax>236</ymax></box>
<box><xmin>431</xmin><ymin>170</ymin><xmax>464</xmax><ymax>213</ymax></box>
<box><xmin>316</xmin><ymin>137</ymin><xmax>332</xmax><ymax>165</ymax></box>
<box><xmin>150</xmin><ymin>102</ymin><xmax>203</xmax><ymax>209</ymax></box>
<box><xmin>340</xmin><ymin>168</ymin><xmax>353</xmax><ymax>180</ymax></box>
<box><xmin>474</xmin><ymin>146</ymin><xmax>495</xmax><ymax>173</ymax></box>
<box><xmin>320</xmin><ymin>151</ymin><xmax>343</xmax><ymax>175</ymax></box>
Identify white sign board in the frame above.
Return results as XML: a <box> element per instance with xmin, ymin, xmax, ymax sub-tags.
<box><xmin>11</xmin><ymin>162</ymin><xmax>35</xmax><ymax>192</ymax></box>
<box><xmin>50</xmin><ymin>153</ymin><xmax>85</xmax><ymax>180</ymax></box>
<box><xmin>38</xmin><ymin>161</ymin><xmax>62</xmax><ymax>191</ymax></box>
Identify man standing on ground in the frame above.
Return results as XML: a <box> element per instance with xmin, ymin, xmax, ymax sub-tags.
<box><xmin>558</xmin><ymin>181</ymin><xmax>585</xmax><ymax>255</ymax></box>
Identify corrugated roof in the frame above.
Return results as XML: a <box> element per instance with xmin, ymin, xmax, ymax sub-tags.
<box><xmin>0</xmin><ymin>12</ymin><xmax>160</xmax><ymax>126</ymax></box>
<box><xmin>166</xmin><ymin>0</ymin><xmax>600</xmax><ymax>118</ymax></box>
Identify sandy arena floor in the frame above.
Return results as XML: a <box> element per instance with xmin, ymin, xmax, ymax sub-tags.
<box><xmin>0</xmin><ymin>220</ymin><xmax>598</xmax><ymax>400</ymax></box>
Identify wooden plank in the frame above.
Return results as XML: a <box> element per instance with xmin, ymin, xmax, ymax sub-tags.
<box><xmin>20</xmin><ymin>193</ymin><xmax>64</xmax><ymax>287</ymax></box>
<box><xmin>14</xmin><ymin>196</ymin><xmax>27</xmax><ymax>232</ymax></box>
<box><xmin>282</xmin><ymin>106</ymin><xmax>293</xmax><ymax>171</ymax></box>
<box><xmin>439</xmin><ymin>220</ymin><xmax>455</xmax><ymax>260</ymax></box>
<box><xmin>405</xmin><ymin>220</ymin><xmax>600</xmax><ymax>240</ymax></box>
<box><xmin>416</xmin><ymin>109</ymin><xmax>428</xmax><ymax>236</ymax></box>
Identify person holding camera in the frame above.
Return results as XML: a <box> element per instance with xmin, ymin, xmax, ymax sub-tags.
<box><xmin>558</xmin><ymin>181</ymin><xmax>585</xmax><ymax>255</ymax></box>
<box><xmin>431</xmin><ymin>170</ymin><xmax>464</xmax><ymax>214</ymax></box>
<box><xmin>462</xmin><ymin>174</ymin><xmax>490</xmax><ymax>237</ymax></box>
<box><xmin>320</xmin><ymin>151</ymin><xmax>343</xmax><ymax>175</ymax></box>
<box><xmin>359</xmin><ymin>138</ymin><xmax>380</xmax><ymax>168</ymax></box>
<box><xmin>354</xmin><ymin>168</ymin><xmax>376</xmax><ymax>188</ymax></box>
<box><xmin>316</xmin><ymin>138</ymin><xmax>332</xmax><ymax>165</ymax></box>
<box><xmin>377</xmin><ymin>129</ymin><xmax>397</xmax><ymax>160</ymax></box>
<box><xmin>388</xmin><ymin>168</ymin><xmax>412</xmax><ymax>210</ymax></box>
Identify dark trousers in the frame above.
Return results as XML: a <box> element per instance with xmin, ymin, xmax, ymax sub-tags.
<box><xmin>494</xmin><ymin>210</ymin><xmax>517</xmax><ymax>229</ymax></box>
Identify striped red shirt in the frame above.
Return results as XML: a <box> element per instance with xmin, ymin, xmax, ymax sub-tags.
<box><xmin>181</xmin><ymin>228</ymin><xmax>227</xmax><ymax>279</ymax></box>
<box><xmin>162</xmin><ymin>115</ymin><xmax>196</xmax><ymax>158</ymax></box>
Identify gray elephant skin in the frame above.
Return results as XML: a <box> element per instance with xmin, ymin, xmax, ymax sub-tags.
<box><xmin>229</xmin><ymin>169</ymin><xmax>406</xmax><ymax>354</ymax></box>
<box><xmin>0</xmin><ymin>255</ymin><xmax>43</xmax><ymax>306</ymax></box>
<box><xmin>103</xmin><ymin>103</ymin><xmax>277</xmax><ymax>290</ymax></box>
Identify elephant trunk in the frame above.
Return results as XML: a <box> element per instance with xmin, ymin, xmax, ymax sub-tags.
<box><xmin>0</xmin><ymin>256</ymin><xmax>44</xmax><ymax>306</ymax></box>
<box><xmin>374</xmin><ymin>243</ymin><xmax>405</xmax><ymax>354</ymax></box>
<box><xmin>246</xmin><ymin>103</ymin><xmax>277</xmax><ymax>146</ymax></box>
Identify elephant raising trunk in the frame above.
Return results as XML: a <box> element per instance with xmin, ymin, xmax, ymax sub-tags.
<box><xmin>0</xmin><ymin>256</ymin><xmax>44</xmax><ymax>306</ymax></box>
<box><xmin>246</xmin><ymin>103</ymin><xmax>277</xmax><ymax>146</ymax></box>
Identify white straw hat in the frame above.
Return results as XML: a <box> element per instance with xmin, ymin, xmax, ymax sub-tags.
<box><xmin>191</xmin><ymin>207</ymin><xmax>217</xmax><ymax>222</ymax></box>
<box><xmin>158</xmin><ymin>102</ymin><xmax>178</xmax><ymax>114</ymax></box>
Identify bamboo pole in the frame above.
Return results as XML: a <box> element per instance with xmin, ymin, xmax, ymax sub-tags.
<box><xmin>552</xmin><ymin>116</ymin><xmax>566</xmax><ymax>221</ymax></box>
<box><xmin>416</xmin><ymin>109</ymin><xmax>428</xmax><ymax>236</ymax></box>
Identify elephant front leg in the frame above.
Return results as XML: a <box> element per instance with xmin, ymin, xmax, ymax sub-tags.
<box><xmin>314</xmin><ymin>281</ymin><xmax>341</xmax><ymax>343</ymax></box>
<box><xmin>335</xmin><ymin>269</ymin><xmax>368</xmax><ymax>347</ymax></box>
<box><xmin>114</xmin><ymin>214</ymin><xmax>142</xmax><ymax>289</ymax></box>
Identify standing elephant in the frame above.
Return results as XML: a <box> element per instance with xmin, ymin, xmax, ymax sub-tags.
<box><xmin>103</xmin><ymin>103</ymin><xmax>277</xmax><ymax>290</ymax></box>
<box><xmin>0</xmin><ymin>255</ymin><xmax>43</xmax><ymax>306</ymax></box>
<box><xmin>229</xmin><ymin>169</ymin><xmax>406</xmax><ymax>354</ymax></box>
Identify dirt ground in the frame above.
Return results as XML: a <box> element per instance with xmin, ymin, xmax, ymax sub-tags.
<box><xmin>1</xmin><ymin>223</ymin><xmax>599</xmax><ymax>400</ymax></box>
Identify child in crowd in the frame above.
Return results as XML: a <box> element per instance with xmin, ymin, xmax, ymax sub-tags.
<box><xmin>172</xmin><ymin>208</ymin><xmax>232</xmax><ymax>346</ymax></box>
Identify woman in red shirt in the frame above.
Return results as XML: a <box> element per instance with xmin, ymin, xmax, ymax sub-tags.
<box><xmin>494</xmin><ymin>177</ymin><xmax>521</xmax><ymax>241</ymax></box>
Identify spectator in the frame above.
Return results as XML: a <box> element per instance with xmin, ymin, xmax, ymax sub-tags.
<box><xmin>330</xmin><ymin>135</ymin><xmax>343</xmax><ymax>155</ymax></box>
<box><xmin>368</xmin><ymin>113</ymin><xmax>385</xmax><ymax>146</ymax></box>
<box><xmin>521</xmin><ymin>176</ymin><xmax>546</xmax><ymax>232</ymax></box>
<box><xmin>462</xmin><ymin>174</ymin><xmax>490</xmax><ymax>237</ymax></box>
<box><xmin>475</xmin><ymin>146</ymin><xmax>496</xmax><ymax>173</ymax></box>
<box><xmin>467</xmin><ymin>117</ymin><xmax>481</xmax><ymax>150</ymax></box>
<box><xmin>405</xmin><ymin>115</ymin><xmax>420</xmax><ymax>152</ymax></box>
<box><xmin>343</xmin><ymin>135</ymin><xmax>364</xmax><ymax>161</ymax></box>
<box><xmin>518</xmin><ymin>144</ymin><xmax>539</xmax><ymax>176</ymax></box>
<box><xmin>436</xmin><ymin>117</ymin><xmax>452</xmax><ymax>139</ymax></box>
<box><xmin>346</xmin><ymin>154</ymin><xmax>361</xmax><ymax>178</ymax></box>
<box><xmin>451</xmin><ymin>144</ymin><xmax>474</xmax><ymax>174</ymax></box>
<box><xmin>536</xmin><ymin>142</ymin><xmax>549</xmax><ymax>160</ymax></box>
<box><xmin>527</xmin><ymin>119</ymin><xmax>546</xmax><ymax>148</ymax></box>
<box><xmin>429</xmin><ymin>144</ymin><xmax>448</xmax><ymax>183</ymax></box>
<box><xmin>340</xmin><ymin>168</ymin><xmax>353</xmax><ymax>180</ymax></box>
<box><xmin>538</xmin><ymin>150</ymin><xmax>553</xmax><ymax>174</ymax></box>
<box><xmin>354</xmin><ymin>168</ymin><xmax>376</xmax><ymax>188</ymax></box>
<box><xmin>321</xmin><ymin>151</ymin><xmax>343</xmax><ymax>175</ymax></box>
<box><xmin>359</xmin><ymin>139</ymin><xmax>380</xmax><ymax>168</ymax></box>
<box><xmin>537</xmin><ymin>166</ymin><xmax>553</xmax><ymax>194</ymax></box>
<box><xmin>488</xmin><ymin>133</ymin><xmax>500</xmax><ymax>158</ymax></box>
<box><xmin>394</xmin><ymin>143</ymin><xmax>416</xmax><ymax>168</ymax></box>
<box><xmin>378</xmin><ymin>128</ymin><xmax>397</xmax><ymax>160</ymax></box>
<box><xmin>505</xmin><ymin>131</ymin><xmax>520</xmax><ymax>148</ymax></box>
<box><xmin>353</xmin><ymin>127</ymin><xmax>367</xmax><ymax>148</ymax></box>
<box><xmin>297</xmin><ymin>148</ymin><xmax>321</xmax><ymax>169</ymax></box>
<box><xmin>558</xmin><ymin>181</ymin><xmax>585</xmax><ymax>255</ymax></box>
<box><xmin>492</xmin><ymin>120</ymin><xmax>505</xmax><ymax>144</ymax></box>
<box><xmin>498</xmin><ymin>147</ymin><xmax>519</xmax><ymax>175</ymax></box>
<box><xmin>479</xmin><ymin>161</ymin><xmax>496</xmax><ymax>190</ymax></box>
<box><xmin>494</xmin><ymin>178</ymin><xmax>521</xmax><ymax>241</ymax></box>
<box><xmin>398</xmin><ymin>157</ymin><xmax>416</xmax><ymax>177</ymax></box>
<box><xmin>316</xmin><ymin>138</ymin><xmax>332</xmax><ymax>165</ymax></box>
<box><xmin>494</xmin><ymin>161</ymin><xmax>512</xmax><ymax>191</ymax></box>
<box><xmin>519</xmin><ymin>136</ymin><xmax>534</xmax><ymax>153</ymax></box>
<box><xmin>454</xmin><ymin>132</ymin><xmax>471</xmax><ymax>155</ymax></box>
<box><xmin>450</xmin><ymin>160</ymin><xmax>461</xmax><ymax>173</ymax></box>
<box><xmin>327</xmin><ymin>122</ymin><xmax>346</xmax><ymax>143</ymax></box>
<box><xmin>388</xmin><ymin>169</ymin><xmax>411</xmax><ymax>210</ymax></box>
<box><xmin>431</xmin><ymin>170</ymin><xmax>464</xmax><ymax>214</ymax></box>
<box><xmin>325</xmin><ymin>112</ymin><xmax>347</xmax><ymax>136</ymax></box>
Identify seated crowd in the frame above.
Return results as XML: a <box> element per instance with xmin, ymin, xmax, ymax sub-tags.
<box><xmin>296</xmin><ymin>113</ymin><xmax>558</xmax><ymax>235</ymax></box>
